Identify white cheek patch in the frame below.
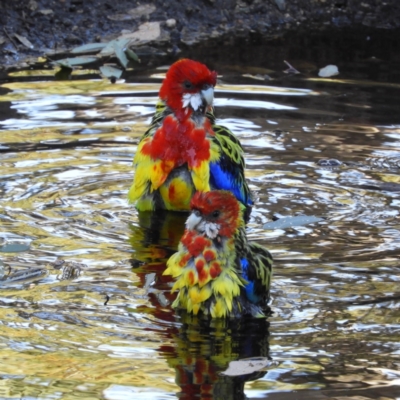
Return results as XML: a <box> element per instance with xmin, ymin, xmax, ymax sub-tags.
<box><xmin>204</xmin><ymin>221</ymin><xmax>220</xmax><ymax>239</ymax></box>
<box><xmin>182</xmin><ymin>93</ymin><xmax>202</xmax><ymax>111</ymax></box>
<box><xmin>186</xmin><ymin>212</ymin><xmax>221</xmax><ymax>239</ymax></box>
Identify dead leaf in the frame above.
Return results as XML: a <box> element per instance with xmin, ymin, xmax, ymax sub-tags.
<box><xmin>54</xmin><ymin>56</ymin><xmax>98</xmax><ymax>68</ymax></box>
<box><xmin>14</xmin><ymin>34</ymin><xmax>34</xmax><ymax>49</ymax></box>
<box><xmin>99</xmin><ymin>65</ymin><xmax>123</xmax><ymax>80</ymax></box>
<box><xmin>113</xmin><ymin>40</ymin><xmax>129</xmax><ymax>68</ymax></box>
<box><xmin>125</xmin><ymin>48</ymin><xmax>140</xmax><ymax>63</ymax></box>
<box><xmin>99</xmin><ymin>38</ymin><xmax>130</xmax><ymax>57</ymax></box>
<box><xmin>119</xmin><ymin>22</ymin><xmax>161</xmax><ymax>45</ymax></box>
<box><xmin>71</xmin><ymin>42</ymin><xmax>107</xmax><ymax>54</ymax></box>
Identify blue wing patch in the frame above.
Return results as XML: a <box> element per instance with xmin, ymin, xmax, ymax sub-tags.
<box><xmin>210</xmin><ymin>161</ymin><xmax>252</xmax><ymax>206</ymax></box>
<box><xmin>241</xmin><ymin>258</ymin><xmax>260</xmax><ymax>304</ymax></box>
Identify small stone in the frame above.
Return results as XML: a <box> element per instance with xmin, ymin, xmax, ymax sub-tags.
<box><xmin>166</xmin><ymin>18</ymin><xmax>176</xmax><ymax>28</ymax></box>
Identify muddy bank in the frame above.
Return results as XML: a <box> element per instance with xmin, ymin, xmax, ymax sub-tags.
<box><xmin>1</xmin><ymin>0</ymin><xmax>400</xmax><ymax>69</ymax></box>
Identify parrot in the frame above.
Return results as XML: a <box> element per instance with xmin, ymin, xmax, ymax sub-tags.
<box><xmin>163</xmin><ymin>190</ymin><xmax>272</xmax><ymax>318</ymax></box>
<box><xmin>128</xmin><ymin>59</ymin><xmax>253</xmax><ymax>219</ymax></box>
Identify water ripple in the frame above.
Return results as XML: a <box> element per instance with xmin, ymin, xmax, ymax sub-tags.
<box><xmin>0</xmin><ymin>58</ymin><xmax>400</xmax><ymax>399</ymax></box>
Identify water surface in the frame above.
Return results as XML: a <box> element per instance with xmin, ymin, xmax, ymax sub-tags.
<box><xmin>1</xmin><ymin>29</ymin><xmax>400</xmax><ymax>399</ymax></box>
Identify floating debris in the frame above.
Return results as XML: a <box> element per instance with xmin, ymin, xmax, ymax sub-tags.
<box><xmin>283</xmin><ymin>60</ymin><xmax>300</xmax><ymax>74</ymax></box>
<box><xmin>319</xmin><ymin>64</ymin><xmax>339</xmax><ymax>77</ymax></box>
<box><xmin>0</xmin><ymin>241</ymin><xmax>31</xmax><ymax>253</ymax></box>
<box><xmin>50</xmin><ymin>259</ymin><xmax>85</xmax><ymax>280</ymax></box>
<box><xmin>0</xmin><ymin>267</ymin><xmax>47</xmax><ymax>286</ymax></box>
<box><xmin>263</xmin><ymin>215</ymin><xmax>323</xmax><ymax>230</ymax></box>
<box><xmin>221</xmin><ymin>357</ymin><xmax>274</xmax><ymax>376</ymax></box>
<box><xmin>242</xmin><ymin>73</ymin><xmax>272</xmax><ymax>81</ymax></box>
<box><xmin>317</xmin><ymin>158</ymin><xmax>343</xmax><ymax>167</ymax></box>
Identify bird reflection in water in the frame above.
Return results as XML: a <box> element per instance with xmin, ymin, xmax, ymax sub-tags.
<box><xmin>129</xmin><ymin>210</ymin><xmax>188</xmax><ymax>262</ymax></box>
<box><xmin>128</xmin><ymin>209</ymin><xmax>188</xmax><ymax>316</ymax></box>
<box><xmin>128</xmin><ymin>211</ymin><xmax>272</xmax><ymax>399</ymax></box>
<box><xmin>161</xmin><ymin>315</ymin><xmax>271</xmax><ymax>400</ymax></box>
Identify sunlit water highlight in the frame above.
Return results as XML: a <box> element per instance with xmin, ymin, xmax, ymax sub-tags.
<box><xmin>1</xmin><ymin>41</ymin><xmax>400</xmax><ymax>399</ymax></box>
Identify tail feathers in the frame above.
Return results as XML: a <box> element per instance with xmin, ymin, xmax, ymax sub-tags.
<box><xmin>244</xmin><ymin>242</ymin><xmax>273</xmax><ymax>303</ymax></box>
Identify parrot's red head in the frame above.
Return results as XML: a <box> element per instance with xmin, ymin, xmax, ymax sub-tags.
<box><xmin>186</xmin><ymin>191</ymin><xmax>242</xmax><ymax>239</ymax></box>
<box><xmin>159</xmin><ymin>59</ymin><xmax>217</xmax><ymax>115</ymax></box>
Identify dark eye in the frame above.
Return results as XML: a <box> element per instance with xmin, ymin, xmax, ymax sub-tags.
<box><xmin>183</xmin><ymin>80</ymin><xmax>193</xmax><ymax>90</ymax></box>
<box><xmin>212</xmin><ymin>210</ymin><xmax>220</xmax><ymax>218</ymax></box>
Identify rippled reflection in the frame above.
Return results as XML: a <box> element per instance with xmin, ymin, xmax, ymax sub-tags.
<box><xmin>1</xmin><ymin>39</ymin><xmax>400</xmax><ymax>398</ymax></box>
<box><xmin>161</xmin><ymin>316</ymin><xmax>271</xmax><ymax>400</ymax></box>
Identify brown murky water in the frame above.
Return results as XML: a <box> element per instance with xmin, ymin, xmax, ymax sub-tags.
<box><xmin>1</xmin><ymin>30</ymin><xmax>400</xmax><ymax>399</ymax></box>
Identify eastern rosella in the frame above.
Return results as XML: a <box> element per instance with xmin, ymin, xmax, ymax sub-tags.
<box><xmin>163</xmin><ymin>190</ymin><xmax>272</xmax><ymax>318</ymax></box>
<box><xmin>128</xmin><ymin>59</ymin><xmax>253</xmax><ymax>217</ymax></box>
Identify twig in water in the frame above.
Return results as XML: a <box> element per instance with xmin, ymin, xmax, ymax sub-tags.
<box><xmin>283</xmin><ymin>60</ymin><xmax>300</xmax><ymax>74</ymax></box>
<box><xmin>3</xmin><ymin>27</ymin><xmax>18</xmax><ymax>50</ymax></box>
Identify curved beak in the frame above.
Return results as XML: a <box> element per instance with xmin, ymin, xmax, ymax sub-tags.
<box><xmin>186</xmin><ymin>212</ymin><xmax>202</xmax><ymax>231</ymax></box>
<box><xmin>201</xmin><ymin>86</ymin><xmax>214</xmax><ymax>107</ymax></box>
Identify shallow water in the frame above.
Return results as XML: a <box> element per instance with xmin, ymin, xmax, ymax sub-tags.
<box><xmin>1</xmin><ymin>29</ymin><xmax>400</xmax><ymax>399</ymax></box>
